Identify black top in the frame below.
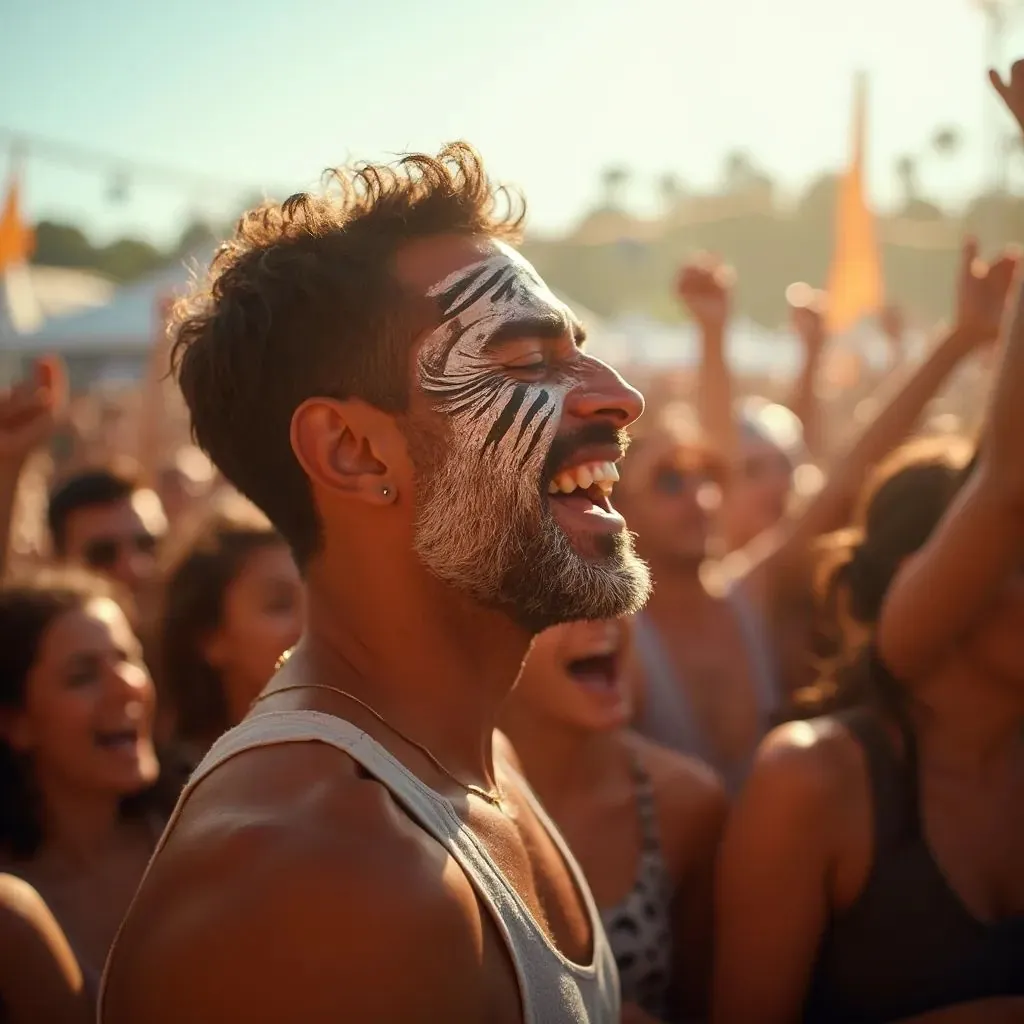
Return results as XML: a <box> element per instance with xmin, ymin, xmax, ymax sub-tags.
<box><xmin>803</xmin><ymin>707</ymin><xmax>1024</xmax><ymax>1023</ymax></box>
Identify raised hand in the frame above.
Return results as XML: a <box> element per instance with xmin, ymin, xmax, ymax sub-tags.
<box><xmin>953</xmin><ymin>237</ymin><xmax>1019</xmax><ymax>348</ymax></box>
<box><xmin>785</xmin><ymin>282</ymin><xmax>828</xmax><ymax>356</ymax></box>
<box><xmin>990</xmin><ymin>59</ymin><xmax>1024</xmax><ymax>135</ymax></box>
<box><xmin>0</xmin><ymin>356</ymin><xmax>67</xmax><ymax>469</ymax></box>
<box><xmin>676</xmin><ymin>255</ymin><xmax>734</xmax><ymax>334</ymax></box>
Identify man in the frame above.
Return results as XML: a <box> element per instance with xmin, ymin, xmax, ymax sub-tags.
<box><xmin>100</xmin><ymin>143</ymin><xmax>650</xmax><ymax>1024</ymax></box>
<box><xmin>47</xmin><ymin>464</ymin><xmax>166</xmax><ymax>597</ymax></box>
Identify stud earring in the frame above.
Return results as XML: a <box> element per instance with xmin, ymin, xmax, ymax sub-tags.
<box><xmin>382</xmin><ymin>485</ymin><xmax>391</xmax><ymax>498</ymax></box>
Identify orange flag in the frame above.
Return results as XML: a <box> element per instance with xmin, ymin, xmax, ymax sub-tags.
<box><xmin>0</xmin><ymin>170</ymin><xmax>35</xmax><ymax>273</ymax></box>
<box><xmin>827</xmin><ymin>73</ymin><xmax>884</xmax><ymax>334</ymax></box>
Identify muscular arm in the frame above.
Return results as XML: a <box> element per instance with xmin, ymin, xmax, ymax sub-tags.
<box><xmin>0</xmin><ymin>874</ymin><xmax>89</xmax><ymax>1024</ymax></box>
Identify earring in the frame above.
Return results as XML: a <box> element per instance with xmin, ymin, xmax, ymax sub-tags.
<box><xmin>382</xmin><ymin>485</ymin><xmax>391</xmax><ymax>498</ymax></box>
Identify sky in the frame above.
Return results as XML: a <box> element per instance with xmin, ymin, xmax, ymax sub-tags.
<box><xmin>2</xmin><ymin>0</ymin><xmax>1024</xmax><ymax>247</ymax></box>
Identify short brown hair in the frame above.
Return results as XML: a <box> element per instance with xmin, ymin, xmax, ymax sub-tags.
<box><xmin>171</xmin><ymin>142</ymin><xmax>523</xmax><ymax>565</ymax></box>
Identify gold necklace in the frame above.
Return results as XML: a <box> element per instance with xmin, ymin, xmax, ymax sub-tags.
<box><xmin>253</xmin><ymin>660</ymin><xmax>504</xmax><ymax>808</ymax></box>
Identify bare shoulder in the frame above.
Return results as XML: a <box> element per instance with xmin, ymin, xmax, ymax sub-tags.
<box><xmin>624</xmin><ymin>732</ymin><xmax>728</xmax><ymax>877</ymax></box>
<box><xmin>0</xmin><ymin>874</ymin><xmax>88</xmax><ymax>1024</ymax></box>
<box><xmin>102</xmin><ymin>743</ymin><xmax>491</xmax><ymax>1024</ymax></box>
<box><xmin>740</xmin><ymin>716</ymin><xmax>865</xmax><ymax>821</ymax></box>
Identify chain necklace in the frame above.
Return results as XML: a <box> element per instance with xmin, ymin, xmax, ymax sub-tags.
<box><xmin>252</xmin><ymin>653</ymin><xmax>505</xmax><ymax>808</ymax></box>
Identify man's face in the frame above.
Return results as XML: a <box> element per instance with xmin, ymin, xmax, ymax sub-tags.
<box><xmin>401</xmin><ymin>236</ymin><xmax>651</xmax><ymax>632</ymax></box>
<box><xmin>62</xmin><ymin>491</ymin><xmax>166</xmax><ymax>599</ymax></box>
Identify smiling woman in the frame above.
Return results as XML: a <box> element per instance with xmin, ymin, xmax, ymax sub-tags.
<box><xmin>0</xmin><ymin>571</ymin><xmax>179</xmax><ymax>1016</ymax></box>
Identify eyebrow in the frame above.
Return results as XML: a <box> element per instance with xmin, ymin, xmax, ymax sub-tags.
<box><xmin>485</xmin><ymin>314</ymin><xmax>587</xmax><ymax>350</ymax></box>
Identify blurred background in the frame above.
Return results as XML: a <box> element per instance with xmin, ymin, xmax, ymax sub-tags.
<box><xmin>2</xmin><ymin>0</ymin><xmax>1024</xmax><ymax>381</ymax></box>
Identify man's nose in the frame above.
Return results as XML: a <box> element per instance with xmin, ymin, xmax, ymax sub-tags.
<box><xmin>564</xmin><ymin>359</ymin><xmax>644</xmax><ymax>428</ymax></box>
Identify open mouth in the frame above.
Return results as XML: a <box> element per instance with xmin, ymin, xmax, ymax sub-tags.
<box><xmin>94</xmin><ymin>727</ymin><xmax>140</xmax><ymax>752</ymax></box>
<box><xmin>546</xmin><ymin>460</ymin><xmax>621</xmax><ymax>519</ymax></box>
<box><xmin>565</xmin><ymin>651</ymin><xmax>620</xmax><ymax>692</ymax></box>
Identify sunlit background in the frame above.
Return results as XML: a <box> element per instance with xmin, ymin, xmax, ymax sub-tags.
<box><xmin>2</xmin><ymin>0</ymin><xmax>1024</xmax><ymax>379</ymax></box>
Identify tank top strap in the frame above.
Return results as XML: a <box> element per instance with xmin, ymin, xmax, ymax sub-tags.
<box><xmin>101</xmin><ymin>709</ymin><xmax>621</xmax><ymax>1024</ymax></box>
<box><xmin>625</xmin><ymin>746</ymin><xmax>662</xmax><ymax>857</ymax></box>
<box><xmin>725</xmin><ymin>582</ymin><xmax>779</xmax><ymax>723</ymax></box>
<box><xmin>632</xmin><ymin>613</ymin><xmax>707</xmax><ymax>761</ymax></box>
<box><xmin>838</xmin><ymin>707</ymin><xmax>920</xmax><ymax>848</ymax></box>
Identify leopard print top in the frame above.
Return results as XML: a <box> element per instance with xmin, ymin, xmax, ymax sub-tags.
<box><xmin>599</xmin><ymin>751</ymin><xmax>676</xmax><ymax>1021</ymax></box>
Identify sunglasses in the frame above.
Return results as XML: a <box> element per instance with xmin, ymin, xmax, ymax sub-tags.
<box><xmin>83</xmin><ymin>532</ymin><xmax>159</xmax><ymax>572</ymax></box>
<box><xmin>651</xmin><ymin>465</ymin><xmax>719</xmax><ymax>496</ymax></box>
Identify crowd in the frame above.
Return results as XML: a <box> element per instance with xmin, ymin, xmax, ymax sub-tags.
<box><xmin>0</xmin><ymin>63</ymin><xmax>1022</xmax><ymax>1024</ymax></box>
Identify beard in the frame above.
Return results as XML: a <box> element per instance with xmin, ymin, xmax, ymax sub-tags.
<box><xmin>408</xmin><ymin>418</ymin><xmax>652</xmax><ymax>633</ymax></box>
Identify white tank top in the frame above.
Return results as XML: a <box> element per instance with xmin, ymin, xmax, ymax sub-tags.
<box><xmin>99</xmin><ymin>710</ymin><xmax>620</xmax><ymax>1024</ymax></box>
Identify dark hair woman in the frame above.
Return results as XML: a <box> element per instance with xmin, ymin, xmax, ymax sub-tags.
<box><xmin>157</xmin><ymin>501</ymin><xmax>303</xmax><ymax>761</ymax></box>
<box><xmin>712</xmin><ymin>237</ymin><xmax>1024</xmax><ymax>1019</ymax></box>
<box><xmin>0</xmin><ymin>571</ymin><xmax>179</xmax><ymax>1020</ymax></box>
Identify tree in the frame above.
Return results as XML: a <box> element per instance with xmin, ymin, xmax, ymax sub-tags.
<box><xmin>174</xmin><ymin>218</ymin><xmax>218</xmax><ymax>257</ymax></box>
<box><xmin>895</xmin><ymin>155</ymin><xmax>920</xmax><ymax>207</ymax></box>
<box><xmin>32</xmin><ymin>221</ymin><xmax>96</xmax><ymax>270</ymax></box>
<box><xmin>932</xmin><ymin>126</ymin><xmax>961</xmax><ymax>157</ymax></box>
<box><xmin>658</xmin><ymin>172</ymin><xmax>683</xmax><ymax>212</ymax></box>
<box><xmin>600</xmin><ymin>166</ymin><xmax>630</xmax><ymax>209</ymax></box>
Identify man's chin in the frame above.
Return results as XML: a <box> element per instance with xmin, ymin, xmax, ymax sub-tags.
<box><xmin>496</xmin><ymin>526</ymin><xmax>652</xmax><ymax>634</ymax></box>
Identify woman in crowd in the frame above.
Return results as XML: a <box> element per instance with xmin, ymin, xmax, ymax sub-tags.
<box><xmin>0</xmin><ymin>571</ymin><xmax>179</xmax><ymax>1018</ymax></box>
<box><xmin>157</xmin><ymin>501</ymin><xmax>303</xmax><ymax>761</ymax></box>
<box><xmin>501</xmin><ymin>617</ymin><xmax>727</xmax><ymax>1024</ymax></box>
<box><xmin>712</xmin><ymin>263</ymin><xmax>1024</xmax><ymax>1018</ymax></box>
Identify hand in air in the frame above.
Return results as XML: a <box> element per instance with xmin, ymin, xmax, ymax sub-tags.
<box><xmin>785</xmin><ymin>282</ymin><xmax>828</xmax><ymax>356</ymax></box>
<box><xmin>0</xmin><ymin>355</ymin><xmax>67</xmax><ymax>469</ymax></box>
<box><xmin>953</xmin><ymin>237</ymin><xmax>1019</xmax><ymax>349</ymax></box>
<box><xmin>676</xmin><ymin>255</ymin><xmax>734</xmax><ymax>333</ymax></box>
<box><xmin>990</xmin><ymin>60</ymin><xmax>1024</xmax><ymax>135</ymax></box>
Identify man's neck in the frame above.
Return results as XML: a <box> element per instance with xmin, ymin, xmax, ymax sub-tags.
<box><xmin>299</xmin><ymin>557</ymin><xmax>532</xmax><ymax>790</ymax></box>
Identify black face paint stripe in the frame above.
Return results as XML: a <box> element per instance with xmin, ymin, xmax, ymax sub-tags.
<box><xmin>520</xmin><ymin>406</ymin><xmax>556</xmax><ymax>467</ymax></box>
<box><xmin>512</xmin><ymin>389</ymin><xmax>550</xmax><ymax>448</ymax></box>
<box><xmin>444</xmin><ymin>378</ymin><xmax>506</xmax><ymax>418</ymax></box>
<box><xmin>435</xmin><ymin>266</ymin><xmax>487</xmax><ymax>318</ymax></box>
<box><xmin>443</xmin><ymin>268</ymin><xmax>510</xmax><ymax>322</ymax></box>
<box><xmin>491</xmin><ymin>273</ymin><xmax>521</xmax><ymax>305</ymax></box>
<box><xmin>482</xmin><ymin>383</ymin><xmax>529</xmax><ymax>454</ymax></box>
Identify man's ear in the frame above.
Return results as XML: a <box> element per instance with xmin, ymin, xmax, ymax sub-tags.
<box><xmin>290</xmin><ymin>397</ymin><xmax>398</xmax><ymax>506</ymax></box>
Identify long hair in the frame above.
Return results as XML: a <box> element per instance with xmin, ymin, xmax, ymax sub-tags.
<box><xmin>800</xmin><ymin>437</ymin><xmax>976</xmax><ymax>718</ymax></box>
<box><xmin>0</xmin><ymin>571</ymin><xmax>178</xmax><ymax>859</ymax></box>
<box><xmin>157</xmin><ymin>505</ymin><xmax>287</xmax><ymax>751</ymax></box>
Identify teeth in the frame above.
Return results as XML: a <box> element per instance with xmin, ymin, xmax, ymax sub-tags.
<box><xmin>548</xmin><ymin>460</ymin><xmax>619</xmax><ymax>497</ymax></box>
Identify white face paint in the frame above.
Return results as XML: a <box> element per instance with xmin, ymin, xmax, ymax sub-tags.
<box><xmin>417</xmin><ymin>240</ymin><xmax>574</xmax><ymax>474</ymax></box>
<box><xmin>409</xmin><ymin>241</ymin><xmax>650</xmax><ymax>632</ymax></box>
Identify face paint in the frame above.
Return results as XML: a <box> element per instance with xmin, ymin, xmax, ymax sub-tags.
<box><xmin>418</xmin><ymin>240</ymin><xmax>572</xmax><ymax>473</ymax></box>
<box><xmin>408</xmin><ymin>242</ymin><xmax>651</xmax><ymax>633</ymax></box>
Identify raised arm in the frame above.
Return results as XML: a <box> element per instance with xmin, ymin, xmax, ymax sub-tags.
<box><xmin>876</xmin><ymin>61</ymin><xmax>1024</xmax><ymax>682</ymax></box>
<box><xmin>0</xmin><ymin>356</ymin><xmax>65</xmax><ymax>577</ymax></box>
<box><xmin>783</xmin><ymin>284</ymin><xmax>828</xmax><ymax>459</ymax></box>
<box><xmin>679</xmin><ymin>258</ymin><xmax>740</xmax><ymax>465</ymax></box>
<box><xmin>737</xmin><ymin>239</ymin><xmax>1016</xmax><ymax>605</ymax></box>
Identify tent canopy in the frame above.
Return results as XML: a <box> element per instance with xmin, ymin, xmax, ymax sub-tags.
<box><xmin>9</xmin><ymin>247</ymin><xmax>216</xmax><ymax>355</ymax></box>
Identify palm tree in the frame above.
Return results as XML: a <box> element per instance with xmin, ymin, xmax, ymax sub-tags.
<box><xmin>657</xmin><ymin>172</ymin><xmax>683</xmax><ymax>212</ymax></box>
<box><xmin>895</xmin><ymin>155</ymin><xmax>920</xmax><ymax>207</ymax></box>
<box><xmin>932</xmin><ymin>126</ymin><xmax>961</xmax><ymax>157</ymax></box>
<box><xmin>600</xmin><ymin>166</ymin><xmax>630</xmax><ymax>209</ymax></box>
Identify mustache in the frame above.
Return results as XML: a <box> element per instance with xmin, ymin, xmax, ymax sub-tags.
<box><xmin>541</xmin><ymin>423</ymin><xmax>632</xmax><ymax>484</ymax></box>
